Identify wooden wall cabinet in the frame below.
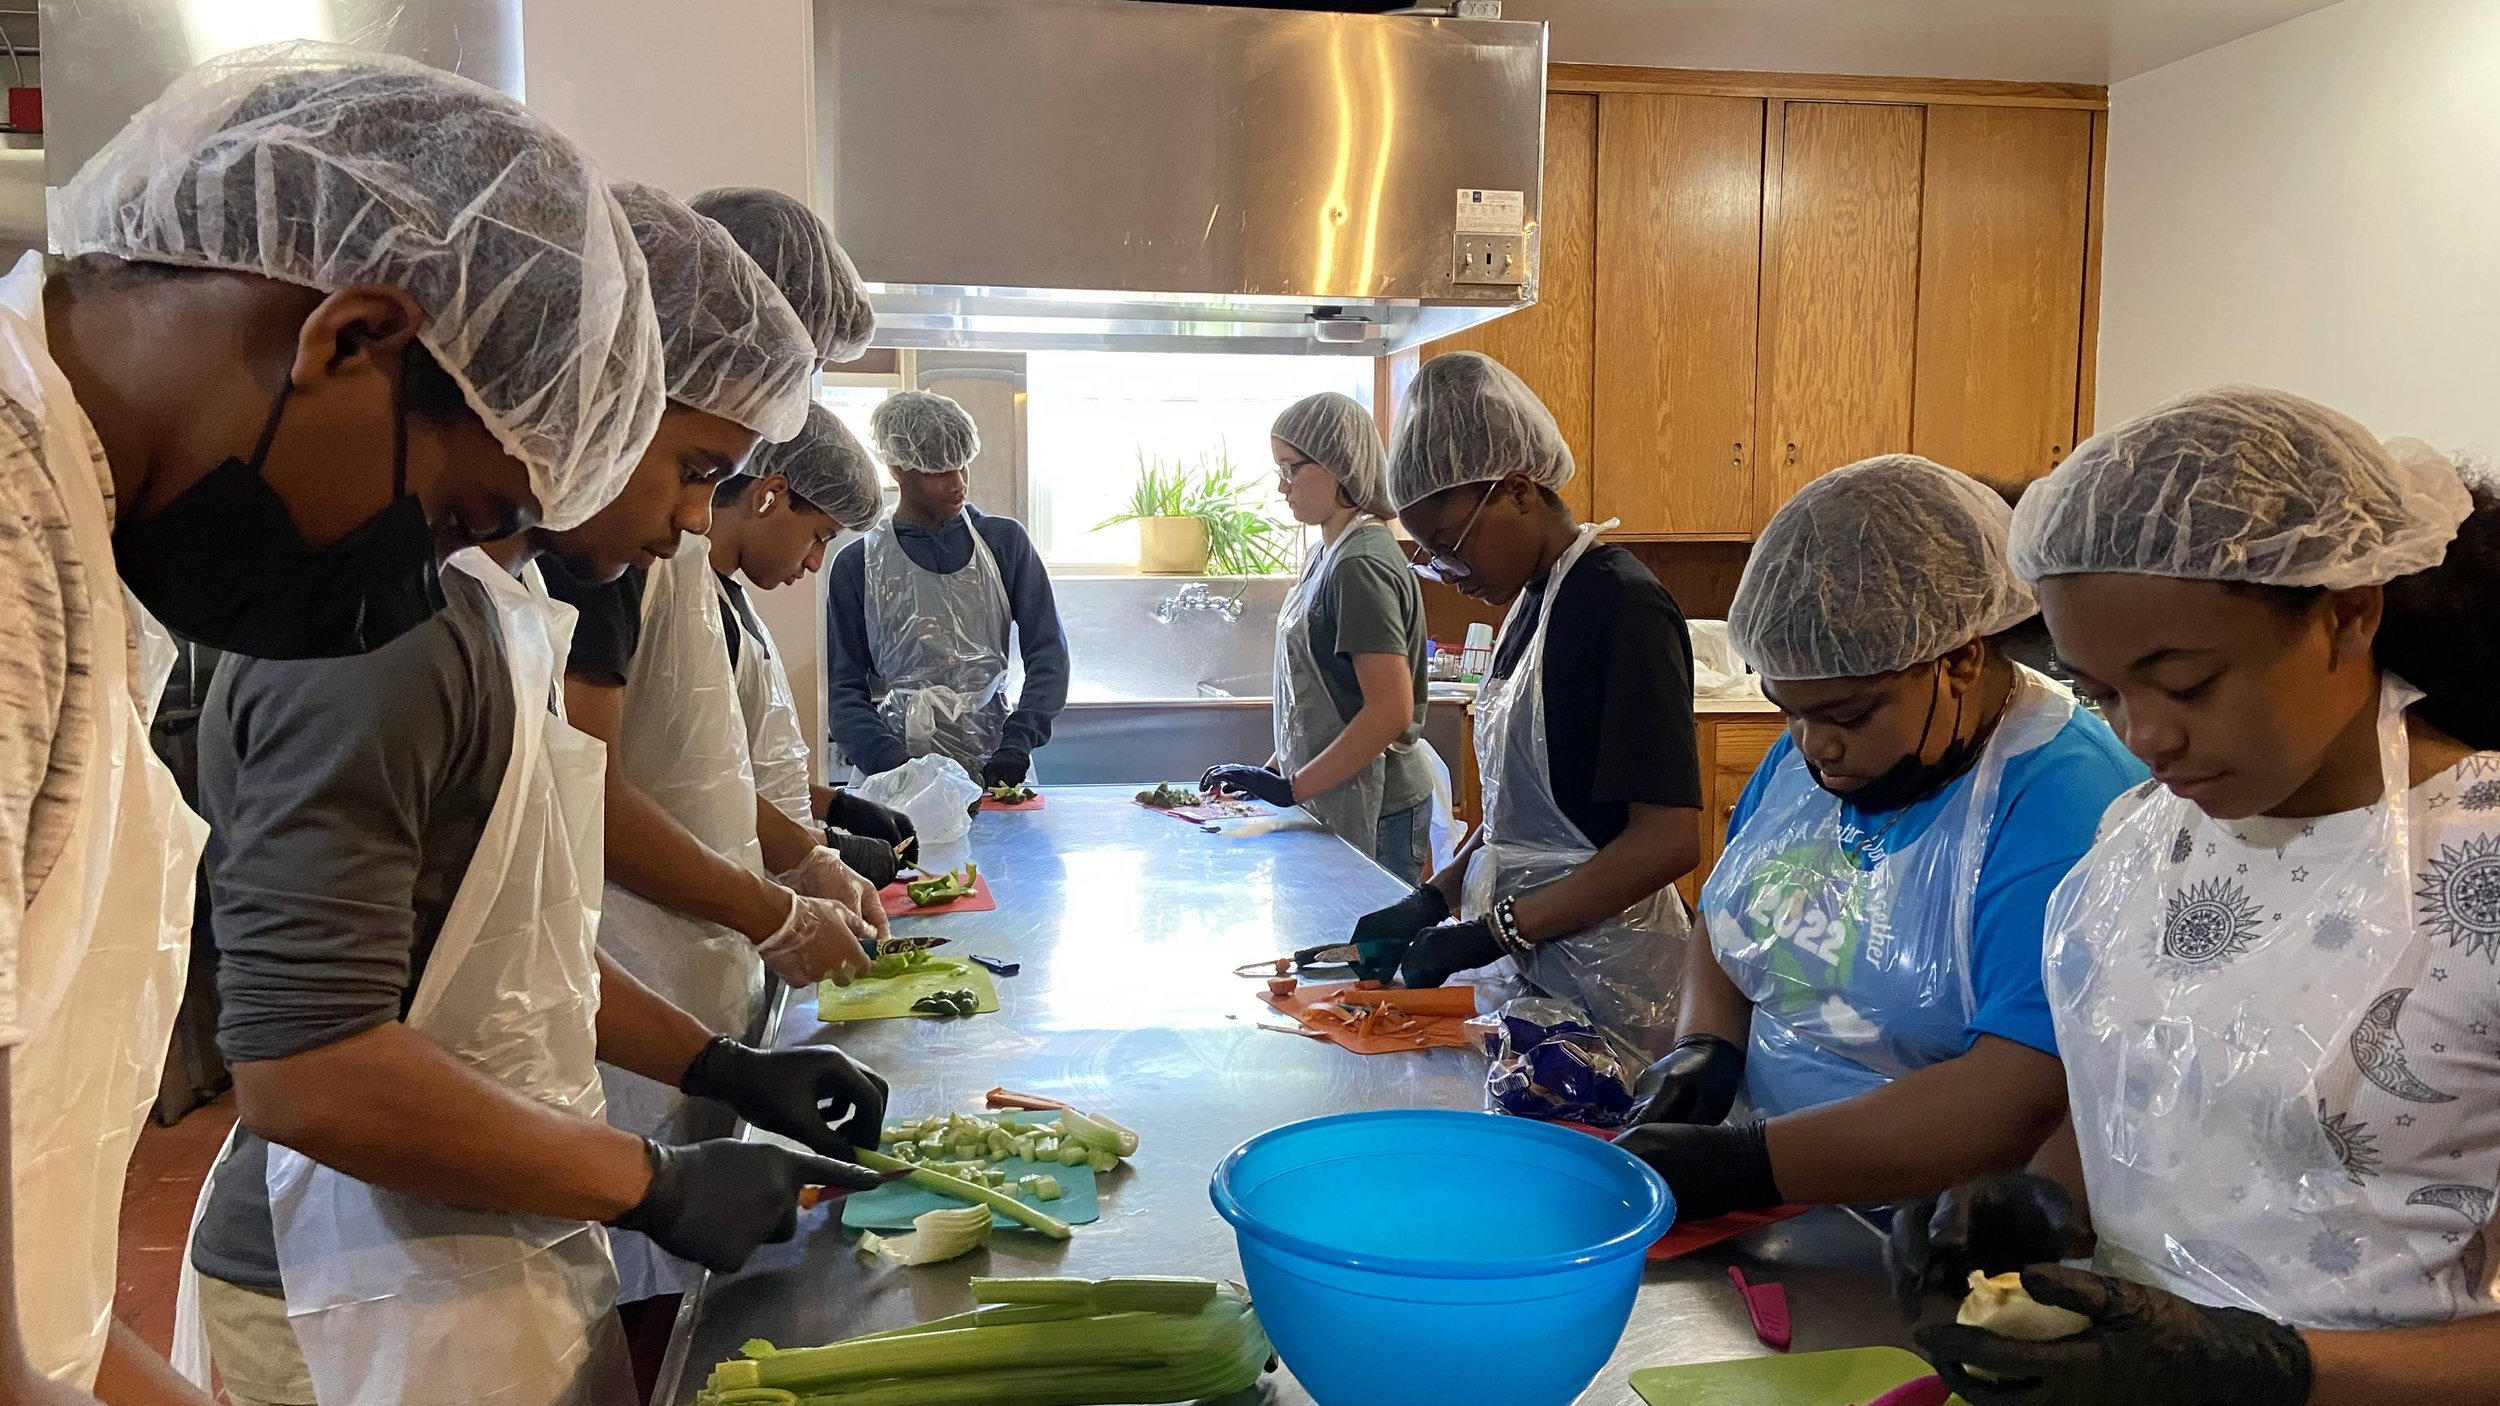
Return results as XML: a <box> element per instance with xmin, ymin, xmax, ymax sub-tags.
<box><xmin>1593</xmin><ymin>94</ymin><xmax>1765</xmax><ymax>538</ymax></box>
<box><xmin>1678</xmin><ymin>714</ymin><xmax>1787</xmax><ymax>907</ymax></box>
<box><xmin>1415</xmin><ymin>65</ymin><xmax>2105</xmax><ymax>543</ymax></box>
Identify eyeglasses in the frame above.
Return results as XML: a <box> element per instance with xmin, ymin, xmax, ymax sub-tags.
<box><xmin>1412</xmin><ymin>480</ymin><xmax>1502</xmax><ymax>584</ymax></box>
<box><xmin>1274</xmin><ymin>456</ymin><xmax>1317</xmax><ymax>491</ymax></box>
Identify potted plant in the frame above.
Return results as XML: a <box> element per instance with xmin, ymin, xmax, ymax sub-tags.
<box><xmin>1098</xmin><ymin>449</ymin><xmax>1291</xmax><ymax>576</ymax></box>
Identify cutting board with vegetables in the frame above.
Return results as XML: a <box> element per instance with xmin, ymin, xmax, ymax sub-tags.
<box><xmin>843</xmin><ymin>1112</ymin><xmax>1103</xmax><ymax>1230</ymax></box>
<box><xmin>816</xmin><ymin>957</ymin><xmax>1000</xmax><ymax>1022</ymax></box>
<box><xmin>1259</xmin><ymin>981</ymin><xmax>1478</xmax><ymax>1054</ymax></box>
<box><xmin>879</xmin><ymin>871</ymin><xmax>998</xmax><ymax>917</ymax></box>
<box><xmin>1630</xmin><ymin>1348</ymin><xmax>1961</xmax><ymax>1406</ymax></box>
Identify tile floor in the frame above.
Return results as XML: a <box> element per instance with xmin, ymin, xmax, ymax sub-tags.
<box><xmin>116</xmin><ymin>1096</ymin><xmax>238</xmax><ymax>1357</ymax></box>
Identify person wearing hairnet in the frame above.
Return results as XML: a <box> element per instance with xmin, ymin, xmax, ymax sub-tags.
<box><xmin>1201</xmin><ymin>393</ymin><xmax>1437</xmax><ymax>880</ymax></box>
<box><xmin>1610</xmin><ymin>456</ymin><xmax>2141</xmax><ymax>1228</ymax></box>
<box><xmin>523</xmin><ymin>186</ymin><xmax>884</xmax><ymax>1318</ymax></box>
<box><xmin>0</xmin><ymin>43</ymin><xmax>663</xmax><ymax>1406</ymax></box>
<box><xmin>690</xmin><ymin>187</ymin><xmax>878</xmax><ymax>368</ymax></box>
<box><xmin>682</xmin><ymin>188</ymin><xmax>915</xmax><ymax>866</ymax></box>
<box><xmin>1349</xmin><ymin>351</ymin><xmax>1701</xmax><ymax>1059</ymax></box>
<box><xmin>825</xmin><ymin>390</ymin><xmax>1070</xmax><ymax>789</ymax></box>
<box><xmin>1901</xmin><ymin>387</ymin><xmax>2500</xmax><ymax>1406</ymax></box>
<box><xmin>706</xmin><ymin>405</ymin><xmax>910</xmax><ymax>886</ymax></box>
<box><xmin>177</xmin><ymin>237</ymin><xmax>892</xmax><ymax>1406</ymax></box>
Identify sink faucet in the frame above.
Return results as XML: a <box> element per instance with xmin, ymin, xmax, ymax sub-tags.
<box><xmin>1153</xmin><ymin>582</ymin><xmax>1242</xmax><ymax>625</ymax></box>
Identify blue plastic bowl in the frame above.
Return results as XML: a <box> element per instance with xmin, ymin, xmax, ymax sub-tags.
<box><xmin>1210</xmin><ymin>1110</ymin><xmax>1673</xmax><ymax>1406</ymax></box>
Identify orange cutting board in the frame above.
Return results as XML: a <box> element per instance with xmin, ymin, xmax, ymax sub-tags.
<box><xmin>879</xmin><ymin>872</ymin><xmax>998</xmax><ymax>918</ymax></box>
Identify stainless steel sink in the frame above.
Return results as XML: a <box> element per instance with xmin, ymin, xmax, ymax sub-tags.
<box><xmin>1038</xmin><ymin>697</ymin><xmax>1275</xmax><ymax>785</ymax></box>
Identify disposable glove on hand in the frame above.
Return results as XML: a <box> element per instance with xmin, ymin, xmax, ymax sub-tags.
<box><xmin>825</xmin><ymin>828</ymin><xmax>901</xmax><ymax>889</ymax></box>
<box><xmin>1200</xmin><ymin>764</ymin><xmax>1296</xmax><ymax>808</ymax></box>
<box><xmin>1915</xmin><ymin>1265</ymin><xmax>2312</xmax><ymax>1406</ymax></box>
<box><xmin>611</xmin><ymin>1138</ymin><xmax>883</xmax><ymax>1273</ymax></box>
<box><xmin>1397</xmin><ymin>917</ymin><xmax>1504</xmax><ymax>989</ymax></box>
<box><xmin>680</xmin><ymin>1035</ymin><xmax>890</xmax><ymax>1160</ymax></box>
<box><xmin>1626</xmin><ymin>1034</ymin><xmax>1746</xmax><ymax>1128</ymax></box>
<box><xmin>756</xmin><ymin>889</ymin><xmax>873</xmax><ymax>986</ymax></box>
<box><xmin>1887</xmin><ymin>1172</ymin><xmax>2094</xmax><ymax>1319</ymax></box>
<box><xmin>780</xmin><ymin>843</ymin><xmax>895</xmax><ymax>948</ymax></box>
<box><xmin>822</xmin><ymin>788</ymin><xmax>915</xmax><ymax>850</ymax></box>
<box><xmin>1335</xmin><ymin>883</ymin><xmax>1452</xmax><ymax>982</ymax></box>
<box><xmin>981</xmin><ymin>748</ymin><xmax>1031</xmax><ymax>788</ymax></box>
<box><xmin>1611</xmin><ymin>1119</ymin><xmax>1781</xmax><ymax>1222</ymax></box>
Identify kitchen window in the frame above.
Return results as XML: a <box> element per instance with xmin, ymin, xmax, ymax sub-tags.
<box><xmin>1022</xmin><ymin>351</ymin><xmax>1373</xmax><ymax>572</ymax></box>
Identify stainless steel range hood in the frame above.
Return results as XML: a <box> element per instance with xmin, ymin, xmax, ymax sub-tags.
<box><xmin>814</xmin><ymin>0</ymin><xmax>1547</xmax><ymax>355</ymax></box>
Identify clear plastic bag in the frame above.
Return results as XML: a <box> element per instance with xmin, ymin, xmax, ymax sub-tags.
<box><xmin>856</xmin><ymin>754</ymin><xmax>983</xmax><ymax>847</ymax></box>
<box><xmin>1484</xmin><ymin>997</ymin><xmax>1636</xmax><ymax>1127</ymax></box>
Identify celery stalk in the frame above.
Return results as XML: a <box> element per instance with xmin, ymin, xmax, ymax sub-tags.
<box><xmin>853</xmin><ymin>1149</ymin><xmax>1073</xmax><ymax>1240</ymax></box>
<box><xmin>857</xmin><ymin>1206</ymin><xmax>992</xmax><ymax>1266</ymax></box>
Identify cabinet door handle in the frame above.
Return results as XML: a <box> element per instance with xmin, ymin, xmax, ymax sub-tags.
<box><xmin>1731</xmin><ymin>441</ymin><xmax>1744</xmax><ymax>470</ymax></box>
<box><xmin>1784</xmin><ymin>443</ymin><xmax>1799</xmax><ymax>468</ymax></box>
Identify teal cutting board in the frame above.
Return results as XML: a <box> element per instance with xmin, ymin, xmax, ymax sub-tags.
<box><xmin>1632</xmin><ymin>1347</ymin><xmax>1961</xmax><ymax>1405</ymax></box>
<box><xmin>840</xmin><ymin>1111</ymin><xmax>1103</xmax><ymax>1232</ymax></box>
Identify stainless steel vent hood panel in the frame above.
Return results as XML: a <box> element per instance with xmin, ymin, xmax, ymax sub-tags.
<box><xmin>814</xmin><ymin>0</ymin><xmax>1546</xmax><ymax>354</ymax></box>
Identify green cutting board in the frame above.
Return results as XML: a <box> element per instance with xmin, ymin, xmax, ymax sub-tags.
<box><xmin>1631</xmin><ymin>1347</ymin><xmax>1959</xmax><ymax>1405</ymax></box>
<box><xmin>815</xmin><ymin>958</ymin><xmax>1000</xmax><ymax>1022</ymax></box>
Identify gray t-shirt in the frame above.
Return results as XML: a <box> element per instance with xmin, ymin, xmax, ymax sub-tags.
<box><xmin>189</xmin><ymin>570</ymin><xmax>514</xmax><ymax>1291</ymax></box>
<box><xmin>1303</xmin><ymin>525</ymin><xmax>1432</xmax><ymax>813</ymax></box>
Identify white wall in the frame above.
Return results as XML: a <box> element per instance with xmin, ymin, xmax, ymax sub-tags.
<box><xmin>2097</xmin><ymin>0</ymin><xmax>2500</xmax><ymax>453</ymax></box>
<box><xmin>522</xmin><ymin>0</ymin><xmax>836</xmax><ymax>778</ymax></box>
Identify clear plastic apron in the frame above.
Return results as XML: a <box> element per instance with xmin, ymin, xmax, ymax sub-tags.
<box><xmin>861</xmin><ymin>514</ymin><xmax>1012</xmax><ymax>775</ymax></box>
<box><xmin>264</xmin><ymin>550</ymin><xmax>634</xmax><ymax>1405</ymax></box>
<box><xmin>719</xmin><ymin>572</ymin><xmax>813</xmax><ymax>826</ymax></box>
<box><xmin>1463</xmin><ymin>523</ymin><xmax>1689</xmax><ymax>1062</ymax></box>
<box><xmin>1275</xmin><ymin>520</ymin><xmax>1392</xmax><ymax>850</ymax></box>
<box><xmin>0</xmin><ymin>251</ymin><xmax>205</xmax><ymax>1389</ymax></box>
<box><xmin>1702</xmin><ymin>667</ymin><xmax>2077</xmax><ymax>1118</ymax></box>
<box><xmin>2048</xmin><ymin>678</ymin><xmax>2475</xmax><ymax>1327</ymax></box>
<box><xmin>600</xmin><ymin>536</ymin><xmax>771</xmax><ymax>1302</ymax></box>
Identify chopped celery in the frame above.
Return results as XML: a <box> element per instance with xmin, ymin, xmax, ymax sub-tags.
<box><xmin>1016</xmin><ymin>1174</ymin><xmax>1062</xmax><ymax>1202</ymax></box>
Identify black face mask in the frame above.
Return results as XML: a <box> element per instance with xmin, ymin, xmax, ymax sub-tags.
<box><xmin>115</xmin><ymin>366</ymin><xmax>445</xmax><ymax>660</ymax></box>
<box><xmin>1806</xmin><ymin>662</ymin><xmax>1994</xmax><ymax>814</ymax></box>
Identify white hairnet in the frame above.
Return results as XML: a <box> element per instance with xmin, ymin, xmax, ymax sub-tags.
<box><xmin>690</xmin><ymin>187</ymin><xmax>876</xmax><ymax>363</ymax></box>
<box><xmin>1732</xmin><ymin>455</ymin><xmax>2037</xmax><ymax>681</ymax></box>
<box><xmin>1387</xmin><ymin>351</ymin><xmax>1574</xmax><ymax>512</ymax></box>
<box><xmin>2010</xmin><ymin>385</ymin><xmax>2474</xmax><ymax>590</ymax></box>
<box><xmin>1273</xmin><ymin>392</ymin><xmax>1390</xmax><ymax>518</ymax></box>
<box><xmin>871</xmin><ymin>391</ymin><xmax>979</xmax><ymax>475</ymax></box>
<box><xmin>750</xmin><ymin>403</ymin><xmax>883</xmax><ymax>531</ymax></box>
<box><xmin>611</xmin><ymin>182</ymin><xmax>814</xmax><ymax>443</ymax></box>
<box><xmin>53</xmin><ymin>41</ymin><xmax>662</xmax><ymax>532</ymax></box>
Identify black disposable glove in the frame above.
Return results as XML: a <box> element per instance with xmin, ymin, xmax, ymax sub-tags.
<box><xmin>1611</xmin><ymin>1119</ymin><xmax>1782</xmax><ymax>1223</ymax></box>
<box><xmin>981</xmin><ymin>748</ymin><xmax>1032</xmax><ymax>788</ymax></box>
<box><xmin>1398</xmin><ymin>917</ymin><xmax>1505</xmax><ymax>989</ymax></box>
<box><xmin>1200</xmin><ymin>764</ymin><xmax>1296</xmax><ymax>808</ymax></box>
<box><xmin>610</xmin><ymin>1138</ymin><xmax>883</xmax><ymax>1273</ymax></box>
<box><xmin>680</xmin><ymin>1036</ymin><xmax>890</xmax><ymax>1161</ymax></box>
<box><xmin>822</xmin><ymin>788</ymin><xmax>915</xmax><ymax>849</ymax></box>
<box><xmin>1333</xmin><ymin>884</ymin><xmax>1452</xmax><ymax>982</ymax></box>
<box><xmin>826</xmin><ymin>827</ymin><xmax>900</xmax><ymax>889</ymax></box>
<box><xmin>1626</xmin><ymin>1034</ymin><xmax>1747</xmax><ymax>1128</ymax></box>
<box><xmin>1916</xmin><ymin>1265</ymin><xmax>2313</xmax><ymax>1406</ymax></box>
<box><xmin>1887</xmin><ymin>1172</ymin><xmax>2094</xmax><ymax>1319</ymax></box>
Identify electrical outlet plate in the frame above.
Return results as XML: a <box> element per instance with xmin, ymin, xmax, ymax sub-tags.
<box><xmin>1454</xmin><ymin>232</ymin><xmax>1526</xmax><ymax>286</ymax></box>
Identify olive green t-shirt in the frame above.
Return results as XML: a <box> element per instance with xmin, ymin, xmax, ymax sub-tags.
<box><xmin>1303</xmin><ymin>523</ymin><xmax>1433</xmax><ymax>813</ymax></box>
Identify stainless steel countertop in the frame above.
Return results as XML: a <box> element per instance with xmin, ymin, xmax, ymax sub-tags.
<box><xmin>657</xmin><ymin>788</ymin><xmax>1916</xmax><ymax>1404</ymax></box>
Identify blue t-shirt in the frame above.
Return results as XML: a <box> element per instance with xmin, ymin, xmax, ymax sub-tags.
<box><xmin>1724</xmin><ymin>708</ymin><xmax>2144</xmax><ymax>1058</ymax></box>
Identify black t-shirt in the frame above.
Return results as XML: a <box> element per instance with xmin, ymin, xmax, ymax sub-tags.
<box><xmin>538</xmin><ymin>556</ymin><xmax>646</xmax><ymax>685</ymax></box>
<box><xmin>1486</xmin><ymin>544</ymin><xmax>1702</xmax><ymax>846</ymax></box>
<box><xmin>717</xmin><ymin>572</ymin><xmax>771</xmax><ymax>669</ymax></box>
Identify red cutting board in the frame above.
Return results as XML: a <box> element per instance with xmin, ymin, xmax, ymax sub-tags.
<box><xmin>878</xmin><ymin>872</ymin><xmax>998</xmax><ymax>918</ymax></box>
<box><xmin>980</xmin><ymin>794</ymin><xmax>1045</xmax><ymax>812</ymax></box>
